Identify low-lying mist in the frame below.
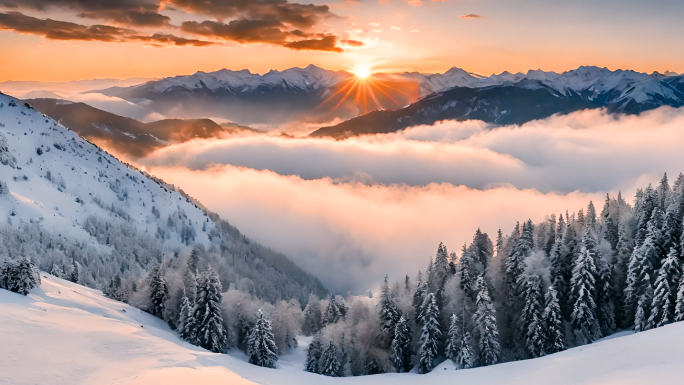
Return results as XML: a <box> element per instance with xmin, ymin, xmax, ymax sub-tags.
<box><xmin>128</xmin><ymin>106</ymin><xmax>684</xmax><ymax>293</ymax></box>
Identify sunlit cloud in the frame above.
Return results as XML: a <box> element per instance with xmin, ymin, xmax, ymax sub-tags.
<box><xmin>145</xmin><ymin>163</ymin><xmax>602</xmax><ymax>293</ymax></box>
<box><xmin>390</xmin><ymin>25</ymin><xmax>402</xmax><ymax>30</ymax></box>
<box><xmin>407</xmin><ymin>0</ymin><xmax>423</xmax><ymax>6</ymax></box>
<box><xmin>460</xmin><ymin>14</ymin><xmax>484</xmax><ymax>19</ymax></box>
<box><xmin>127</xmin><ymin>107</ymin><xmax>684</xmax><ymax>292</ymax></box>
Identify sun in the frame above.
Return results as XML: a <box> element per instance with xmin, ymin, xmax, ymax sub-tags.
<box><xmin>353</xmin><ymin>65</ymin><xmax>372</xmax><ymax>79</ymax></box>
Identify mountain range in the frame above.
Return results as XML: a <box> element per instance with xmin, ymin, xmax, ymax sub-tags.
<box><xmin>5</xmin><ymin>65</ymin><xmax>684</xmax><ymax>140</ymax></box>
<box><xmin>24</xmin><ymin>98</ymin><xmax>252</xmax><ymax>157</ymax></box>
<box><xmin>312</xmin><ymin>66</ymin><xmax>684</xmax><ymax>138</ymax></box>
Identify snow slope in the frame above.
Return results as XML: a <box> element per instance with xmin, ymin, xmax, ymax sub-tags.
<box><xmin>3</xmin><ymin>275</ymin><xmax>684</xmax><ymax>385</ymax></box>
<box><xmin>0</xmin><ymin>92</ymin><xmax>216</xmax><ymax>249</ymax></box>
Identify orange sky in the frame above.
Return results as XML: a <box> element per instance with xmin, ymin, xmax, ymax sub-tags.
<box><xmin>0</xmin><ymin>0</ymin><xmax>683</xmax><ymax>82</ymax></box>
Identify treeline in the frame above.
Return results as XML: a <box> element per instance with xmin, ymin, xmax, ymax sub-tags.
<box><xmin>296</xmin><ymin>172</ymin><xmax>684</xmax><ymax>376</ymax></box>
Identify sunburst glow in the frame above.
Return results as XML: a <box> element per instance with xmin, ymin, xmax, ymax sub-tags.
<box><xmin>353</xmin><ymin>65</ymin><xmax>372</xmax><ymax>79</ymax></box>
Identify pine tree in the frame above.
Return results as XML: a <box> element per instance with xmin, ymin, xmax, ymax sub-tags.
<box><xmin>305</xmin><ymin>338</ymin><xmax>323</xmax><ymax>373</ymax></box>
<box><xmin>505</xmin><ymin>220</ymin><xmax>534</xmax><ymax>297</ymax></box>
<box><xmin>8</xmin><ymin>256</ymin><xmax>40</xmax><ymax>295</ymax></box>
<box><xmin>520</xmin><ymin>274</ymin><xmax>544</xmax><ymax>358</ymax></box>
<box><xmin>542</xmin><ymin>286</ymin><xmax>565</xmax><ymax>354</ymax></box>
<box><xmin>459</xmin><ymin>245</ymin><xmax>478</xmax><ymax>299</ymax></box>
<box><xmin>595</xmin><ymin>252</ymin><xmax>616</xmax><ymax>337</ymax></box>
<box><xmin>323</xmin><ymin>296</ymin><xmax>347</xmax><ymax>326</ymax></box>
<box><xmin>471</xmin><ymin>229</ymin><xmax>494</xmax><ymax>270</ymax></box>
<box><xmin>417</xmin><ymin>293</ymin><xmax>441</xmax><ymax>373</ymax></box>
<box><xmin>247</xmin><ymin>309</ymin><xmax>279</xmax><ymax>368</ymax></box>
<box><xmin>473</xmin><ymin>276</ymin><xmax>500</xmax><ymax>366</ymax></box>
<box><xmin>147</xmin><ymin>258</ymin><xmax>168</xmax><ymax>318</ymax></box>
<box><xmin>389</xmin><ymin>316</ymin><xmax>412</xmax><ymax>373</ymax></box>
<box><xmin>445</xmin><ymin>314</ymin><xmax>460</xmax><ymax>362</ymax></box>
<box><xmin>456</xmin><ymin>331</ymin><xmax>476</xmax><ymax>369</ymax></box>
<box><xmin>433</xmin><ymin>243</ymin><xmax>451</xmax><ymax>292</ymax></box>
<box><xmin>178</xmin><ymin>289</ymin><xmax>198</xmax><ymax>344</ymax></box>
<box><xmin>674</xmin><ymin>274</ymin><xmax>684</xmax><ymax>322</ymax></box>
<box><xmin>647</xmin><ymin>248</ymin><xmax>681</xmax><ymax>329</ymax></box>
<box><xmin>194</xmin><ymin>267</ymin><xmax>228</xmax><ymax>353</ymax></box>
<box><xmin>379</xmin><ymin>274</ymin><xmax>401</xmax><ymax>344</ymax></box>
<box><xmin>320</xmin><ymin>341</ymin><xmax>341</xmax><ymax>377</ymax></box>
<box><xmin>69</xmin><ymin>259</ymin><xmax>79</xmax><ymax>284</ymax></box>
<box><xmin>302</xmin><ymin>294</ymin><xmax>323</xmax><ymax>336</ymax></box>
<box><xmin>412</xmin><ymin>279</ymin><xmax>428</xmax><ymax>324</ymax></box>
<box><xmin>570</xmin><ymin>238</ymin><xmax>601</xmax><ymax>345</ymax></box>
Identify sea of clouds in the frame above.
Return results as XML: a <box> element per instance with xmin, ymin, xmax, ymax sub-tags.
<box><xmin>132</xmin><ymin>107</ymin><xmax>684</xmax><ymax>293</ymax></box>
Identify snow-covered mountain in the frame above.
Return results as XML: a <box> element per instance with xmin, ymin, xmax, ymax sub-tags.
<box><xmin>94</xmin><ymin>65</ymin><xmax>353</xmax><ymax>125</ymax></box>
<box><xmin>3</xmin><ymin>272</ymin><xmax>684</xmax><ymax>384</ymax></box>
<box><xmin>88</xmin><ymin>65</ymin><xmax>684</xmax><ymax>129</ymax></box>
<box><xmin>0</xmin><ymin>92</ymin><xmax>326</xmax><ymax>302</ymax></box>
<box><xmin>313</xmin><ymin>67</ymin><xmax>684</xmax><ymax>138</ymax></box>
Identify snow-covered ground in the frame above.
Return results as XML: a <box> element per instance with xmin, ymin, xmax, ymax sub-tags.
<box><xmin>3</xmin><ymin>275</ymin><xmax>684</xmax><ymax>385</ymax></box>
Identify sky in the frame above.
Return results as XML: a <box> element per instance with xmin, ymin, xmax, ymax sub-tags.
<box><xmin>0</xmin><ymin>0</ymin><xmax>683</xmax><ymax>82</ymax></box>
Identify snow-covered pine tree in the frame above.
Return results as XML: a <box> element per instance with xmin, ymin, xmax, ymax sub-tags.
<box><xmin>595</xmin><ymin>252</ymin><xmax>616</xmax><ymax>337</ymax></box>
<box><xmin>470</xmin><ymin>229</ymin><xmax>494</xmax><ymax>270</ymax></box>
<box><xmin>305</xmin><ymin>338</ymin><xmax>323</xmax><ymax>373</ymax></box>
<box><xmin>302</xmin><ymin>294</ymin><xmax>323</xmax><ymax>336</ymax></box>
<box><xmin>178</xmin><ymin>289</ymin><xmax>198</xmax><ymax>344</ymax></box>
<box><xmin>247</xmin><ymin>309</ymin><xmax>279</xmax><ymax>368</ymax></box>
<box><xmin>433</xmin><ymin>243</ymin><xmax>451</xmax><ymax>292</ymax></box>
<box><xmin>456</xmin><ymin>331</ymin><xmax>476</xmax><ymax>369</ymax></box>
<box><xmin>473</xmin><ymin>276</ymin><xmax>500</xmax><ymax>366</ymax></box>
<box><xmin>505</xmin><ymin>220</ymin><xmax>534</xmax><ymax>297</ymax></box>
<box><xmin>445</xmin><ymin>313</ymin><xmax>460</xmax><ymax>361</ymax></box>
<box><xmin>322</xmin><ymin>297</ymin><xmax>341</xmax><ymax>326</ymax></box>
<box><xmin>417</xmin><ymin>293</ymin><xmax>441</xmax><ymax>373</ymax></box>
<box><xmin>412</xmin><ymin>278</ymin><xmax>428</xmax><ymax>324</ymax></box>
<box><xmin>674</xmin><ymin>274</ymin><xmax>684</xmax><ymax>322</ymax></box>
<box><xmin>69</xmin><ymin>259</ymin><xmax>79</xmax><ymax>284</ymax></box>
<box><xmin>379</xmin><ymin>274</ymin><xmax>401</xmax><ymax>345</ymax></box>
<box><xmin>390</xmin><ymin>316</ymin><xmax>412</xmax><ymax>373</ymax></box>
<box><xmin>147</xmin><ymin>258</ymin><xmax>168</xmax><ymax>318</ymax></box>
<box><xmin>647</xmin><ymin>248</ymin><xmax>681</xmax><ymax>329</ymax></box>
<box><xmin>320</xmin><ymin>341</ymin><xmax>341</xmax><ymax>377</ymax></box>
<box><xmin>570</xmin><ymin>236</ymin><xmax>601</xmax><ymax>345</ymax></box>
<box><xmin>520</xmin><ymin>274</ymin><xmax>544</xmax><ymax>358</ymax></box>
<box><xmin>0</xmin><ymin>258</ymin><xmax>13</xmax><ymax>290</ymax></box>
<box><xmin>8</xmin><ymin>256</ymin><xmax>40</xmax><ymax>295</ymax></box>
<box><xmin>459</xmin><ymin>244</ymin><xmax>478</xmax><ymax>299</ymax></box>
<box><xmin>194</xmin><ymin>267</ymin><xmax>228</xmax><ymax>353</ymax></box>
<box><xmin>542</xmin><ymin>286</ymin><xmax>565</xmax><ymax>354</ymax></box>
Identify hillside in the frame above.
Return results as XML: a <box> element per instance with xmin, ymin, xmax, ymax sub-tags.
<box><xmin>24</xmin><ymin>98</ymin><xmax>235</xmax><ymax>157</ymax></box>
<box><xmin>0</xmin><ymin>91</ymin><xmax>326</xmax><ymax>306</ymax></box>
<box><xmin>2</xmin><ymin>274</ymin><xmax>684</xmax><ymax>385</ymax></box>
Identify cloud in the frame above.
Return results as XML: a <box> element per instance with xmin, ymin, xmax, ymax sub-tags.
<box><xmin>0</xmin><ymin>11</ymin><xmax>213</xmax><ymax>46</ymax></box>
<box><xmin>180</xmin><ymin>19</ymin><xmax>357</xmax><ymax>52</ymax></box>
<box><xmin>390</xmin><ymin>25</ymin><xmax>402</xmax><ymax>30</ymax></box>
<box><xmin>407</xmin><ymin>0</ymin><xmax>423</xmax><ymax>5</ymax></box>
<box><xmin>144</xmin><ymin>164</ymin><xmax>602</xmax><ymax>294</ymax></box>
<box><xmin>369</xmin><ymin>22</ymin><xmax>380</xmax><ymax>26</ymax></box>
<box><xmin>284</xmin><ymin>35</ymin><xmax>344</xmax><ymax>52</ymax></box>
<box><xmin>168</xmin><ymin>0</ymin><xmax>334</xmax><ymax>29</ymax></box>
<box><xmin>0</xmin><ymin>0</ymin><xmax>170</xmax><ymax>26</ymax></box>
<box><xmin>123</xmin><ymin>106</ymin><xmax>684</xmax><ymax>293</ymax></box>
<box><xmin>460</xmin><ymin>13</ymin><xmax>484</xmax><ymax>19</ymax></box>
<box><xmin>0</xmin><ymin>0</ymin><xmax>357</xmax><ymax>52</ymax></box>
<box><xmin>136</xmin><ymin>107</ymin><xmax>684</xmax><ymax>194</ymax></box>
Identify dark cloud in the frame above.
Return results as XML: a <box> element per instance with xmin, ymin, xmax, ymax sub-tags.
<box><xmin>0</xmin><ymin>0</ymin><xmax>357</xmax><ymax>52</ymax></box>
<box><xmin>169</xmin><ymin>0</ymin><xmax>334</xmax><ymax>28</ymax></box>
<box><xmin>181</xmin><ymin>19</ymin><xmax>358</xmax><ymax>51</ymax></box>
<box><xmin>283</xmin><ymin>35</ymin><xmax>342</xmax><ymax>52</ymax></box>
<box><xmin>460</xmin><ymin>13</ymin><xmax>484</xmax><ymax>19</ymax></box>
<box><xmin>0</xmin><ymin>11</ymin><xmax>212</xmax><ymax>45</ymax></box>
<box><xmin>0</xmin><ymin>0</ymin><xmax>170</xmax><ymax>26</ymax></box>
